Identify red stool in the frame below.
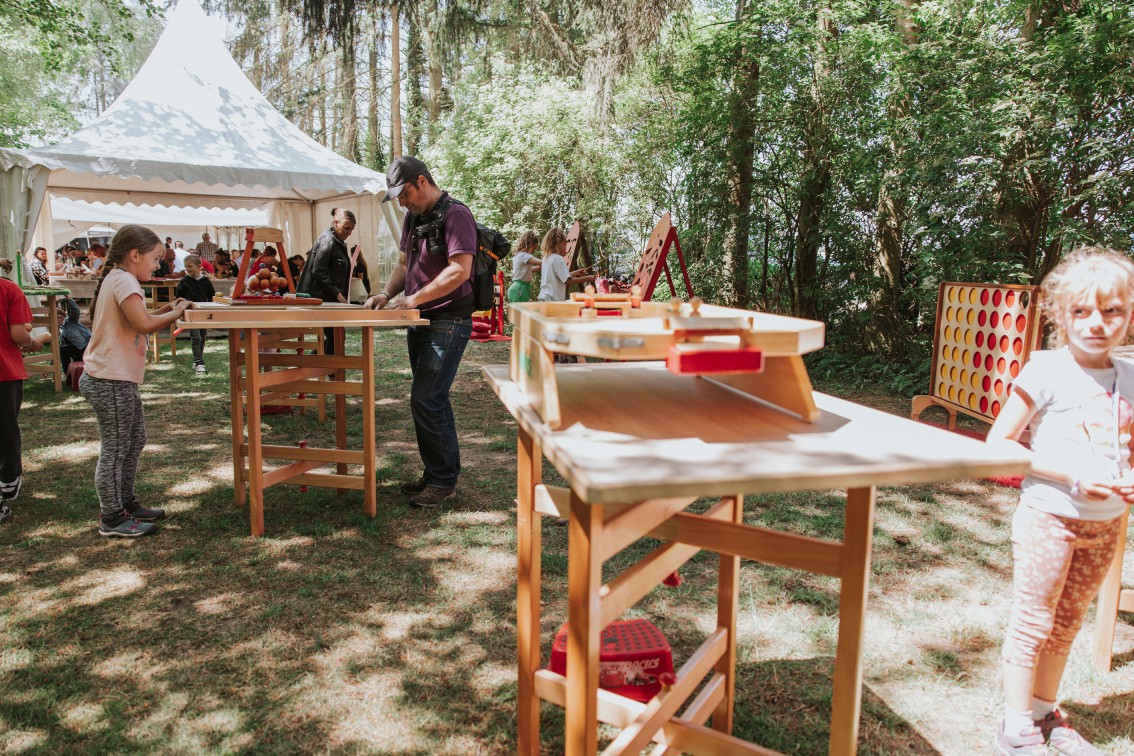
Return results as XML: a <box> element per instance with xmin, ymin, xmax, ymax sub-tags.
<box><xmin>66</xmin><ymin>361</ymin><xmax>85</xmax><ymax>391</ymax></box>
<box><xmin>548</xmin><ymin>619</ymin><xmax>674</xmax><ymax>702</ymax></box>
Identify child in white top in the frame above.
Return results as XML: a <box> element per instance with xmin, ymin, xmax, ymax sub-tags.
<box><xmin>536</xmin><ymin>227</ymin><xmax>594</xmax><ymax>303</ymax></box>
<box><xmin>507</xmin><ymin>230</ymin><xmax>542</xmax><ymax>303</ymax></box>
<box><xmin>80</xmin><ymin>225</ymin><xmax>191</xmax><ymax>538</ymax></box>
<box><xmin>988</xmin><ymin>247</ymin><xmax>1134</xmax><ymax>754</ymax></box>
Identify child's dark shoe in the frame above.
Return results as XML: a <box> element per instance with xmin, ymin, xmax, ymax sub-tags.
<box><xmin>99</xmin><ymin>514</ymin><xmax>156</xmax><ymax>538</ymax></box>
<box><xmin>0</xmin><ymin>476</ymin><xmax>21</xmax><ymax>501</ymax></box>
<box><xmin>125</xmin><ymin>501</ymin><xmax>166</xmax><ymax>522</ymax></box>
<box><xmin>0</xmin><ymin>504</ymin><xmax>11</xmax><ymax>523</ymax></box>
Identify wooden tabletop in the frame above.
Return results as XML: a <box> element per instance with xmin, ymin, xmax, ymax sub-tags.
<box><xmin>179</xmin><ymin>302</ymin><xmax>426</xmax><ymax>329</ymax></box>
<box><xmin>484</xmin><ymin>362</ymin><xmax>1030</xmax><ymax>503</ymax></box>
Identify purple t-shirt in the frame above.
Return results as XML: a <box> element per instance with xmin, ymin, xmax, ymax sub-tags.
<box><xmin>400</xmin><ymin>194</ymin><xmax>476</xmax><ymax>313</ymax></box>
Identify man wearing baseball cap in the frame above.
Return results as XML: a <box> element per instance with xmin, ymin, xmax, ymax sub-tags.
<box><xmin>365</xmin><ymin>156</ymin><xmax>476</xmax><ymax>509</ymax></box>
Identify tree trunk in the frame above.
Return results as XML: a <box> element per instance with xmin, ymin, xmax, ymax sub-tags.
<box><xmin>421</xmin><ymin>10</ymin><xmax>444</xmax><ymax>129</ymax></box>
<box><xmin>405</xmin><ymin>16</ymin><xmax>426</xmax><ymax>154</ymax></box>
<box><xmin>720</xmin><ymin>1</ymin><xmax>760</xmax><ymax>308</ymax></box>
<box><xmin>793</xmin><ymin>11</ymin><xmax>836</xmax><ymax>320</ymax></box>
<box><xmin>390</xmin><ymin>4</ymin><xmax>403</xmax><ymax>158</ymax></box>
<box><xmin>868</xmin><ymin>0</ymin><xmax>918</xmax><ymax>349</ymax></box>
<box><xmin>368</xmin><ymin>16</ymin><xmax>384</xmax><ymax>170</ymax></box>
<box><xmin>340</xmin><ymin>43</ymin><xmax>360</xmax><ymax>162</ymax></box>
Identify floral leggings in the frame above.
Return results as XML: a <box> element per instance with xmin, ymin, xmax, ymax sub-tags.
<box><xmin>1002</xmin><ymin>505</ymin><xmax>1122</xmax><ymax>668</ymax></box>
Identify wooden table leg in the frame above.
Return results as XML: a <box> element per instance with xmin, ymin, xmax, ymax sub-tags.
<box><xmin>47</xmin><ymin>295</ymin><xmax>62</xmax><ymax>392</ymax></box>
<box><xmin>566</xmin><ymin>489</ymin><xmax>603</xmax><ymax>756</ymax></box>
<box><xmin>1094</xmin><ymin>507</ymin><xmax>1131</xmax><ymax>672</ymax></box>
<box><xmin>230</xmin><ymin>332</ymin><xmax>246</xmax><ymax>508</ymax></box>
<box><xmin>517</xmin><ymin>427</ymin><xmax>543</xmax><ymax>755</ymax></box>
<box><xmin>829</xmin><ymin>486</ymin><xmax>876</xmax><ymax>756</ymax></box>
<box><xmin>362</xmin><ymin>327</ymin><xmax>377</xmax><ymax>518</ymax></box>
<box><xmin>245</xmin><ymin>328</ymin><xmax>265</xmax><ymax>537</ymax></box>
<box><xmin>712</xmin><ymin>493</ymin><xmax>743</xmax><ymax>734</ymax></box>
<box><xmin>335</xmin><ymin>327</ymin><xmax>347</xmax><ymax>479</ymax></box>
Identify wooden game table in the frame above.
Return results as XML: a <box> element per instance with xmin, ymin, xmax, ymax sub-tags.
<box><xmin>141</xmin><ymin>279</ymin><xmax>180</xmax><ymax>361</ymax></box>
<box><xmin>485</xmin><ymin>361</ymin><xmax>1030</xmax><ymax>755</ymax></box>
<box><xmin>21</xmin><ymin>286</ymin><xmax>67</xmax><ymax>392</ymax></box>
<box><xmin>179</xmin><ymin>302</ymin><xmax>425</xmax><ymax>537</ymax></box>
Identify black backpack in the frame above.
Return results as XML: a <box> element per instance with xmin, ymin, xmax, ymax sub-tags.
<box><xmin>473</xmin><ymin>224</ymin><xmax>510</xmax><ymax>310</ymax></box>
<box><xmin>415</xmin><ymin>195</ymin><xmax>510</xmax><ymax>310</ymax></box>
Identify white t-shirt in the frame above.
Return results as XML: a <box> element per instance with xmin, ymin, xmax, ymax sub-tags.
<box><xmin>512</xmin><ymin>251</ymin><xmax>539</xmax><ymax>283</ymax></box>
<box><xmin>1015</xmin><ymin>348</ymin><xmax>1134</xmax><ymax>521</ymax></box>
<box><xmin>84</xmin><ymin>268</ymin><xmax>149</xmax><ymax>384</ymax></box>
<box><xmin>537</xmin><ymin>254</ymin><xmax>570</xmax><ymax>302</ymax></box>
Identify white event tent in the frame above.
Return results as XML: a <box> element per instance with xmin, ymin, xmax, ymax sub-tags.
<box><xmin>0</xmin><ymin>0</ymin><xmax>401</xmax><ymax>283</ymax></box>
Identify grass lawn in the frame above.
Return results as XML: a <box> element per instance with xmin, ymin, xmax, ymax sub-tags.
<box><xmin>3</xmin><ymin>329</ymin><xmax>1134</xmax><ymax>754</ymax></box>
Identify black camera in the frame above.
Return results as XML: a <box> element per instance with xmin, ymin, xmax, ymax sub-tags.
<box><xmin>412</xmin><ymin>208</ymin><xmax>447</xmax><ymax>255</ymax></box>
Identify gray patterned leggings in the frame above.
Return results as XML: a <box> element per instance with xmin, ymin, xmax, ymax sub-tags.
<box><xmin>79</xmin><ymin>373</ymin><xmax>146</xmax><ymax>518</ymax></box>
<box><xmin>1002</xmin><ymin>505</ymin><xmax>1121</xmax><ymax>667</ymax></box>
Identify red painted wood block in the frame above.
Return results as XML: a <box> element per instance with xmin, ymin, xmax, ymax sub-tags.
<box><xmin>666</xmin><ymin>345</ymin><xmax>764</xmax><ymax>375</ymax></box>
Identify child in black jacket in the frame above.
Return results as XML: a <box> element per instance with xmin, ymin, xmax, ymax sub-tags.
<box><xmin>174</xmin><ymin>255</ymin><xmax>216</xmax><ymax>373</ymax></box>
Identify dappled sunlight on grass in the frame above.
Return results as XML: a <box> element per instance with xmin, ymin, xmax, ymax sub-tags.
<box><xmin>30</xmin><ymin>441</ymin><xmax>99</xmax><ymax>465</ymax></box>
<box><xmin>0</xmin><ymin>728</ymin><xmax>48</xmax><ymax>752</ymax></box>
<box><xmin>168</xmin><ymin>477</ymin><xmax>223</xmax><ymax>497</ymax></box>
<box><xmin>59</xmin><ymin>702</ymin><xmax>107</xmax><ymax>734</ymax></box>
<box><xmin>193</xmin><ymin>592</ymin><xmax>241</xmax><ymax>615</ymax></box>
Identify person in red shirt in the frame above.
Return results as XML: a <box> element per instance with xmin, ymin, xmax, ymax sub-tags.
<box><xmin>0</xmin><ymin>277</ymin><xmax>42</xmax><ymax>522</ymax></box>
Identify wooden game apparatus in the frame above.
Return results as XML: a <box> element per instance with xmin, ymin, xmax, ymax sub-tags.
<box><xmin>487</xmin><ymin>311</ymin><xmax>1030</xmax><ymax>754</ymax></box>
<box><xmin>141</xmin><ymin>279</ymin><xmax>179</xmax><ymax>361</ymax></box>
<box><xmin>509</xmin><ymin>293</ymin><xmax>824</xmax><ymax>430</ymax></box>
<box><xmin>911</xmin><ymin>282</ymin><xmax>1043</xmax><ymax>430</ymax></box>
<box><xmin>231</xmin><ymin>227</ymin><xmax>296</xmax><ymax>299</ymax></box>
<box><xmin>1094</xmin><ymin>507</ymin><xmax>1134</xmax><ymax>672</ymax></box>
<box><xmin>631</xmin><ymin>212</ymin><xmax>693</xmax><ymax>300</ymax></box>
<box><xmin>179</xmin><ymin>303</ymin><xmax>425</xmax><ymax>537</ymax></box>
<box><xmin>21</xmin><ymin>286</ymin><xmax>66</xmax><ymax>391</ymax></box>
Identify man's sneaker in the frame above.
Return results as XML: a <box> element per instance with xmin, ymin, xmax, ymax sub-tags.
<box><xmin>399</xmin><ymin>476</ymin><xmax>428</xmax><ymax>495</ymax></box>
<box><xmin>98</xmin><ymin>515</ymin><xmax>156</xmax><ymax>538</ymax></box>
<box><xmin>0</xmin><ymin>505</ymin><xmax>11</xmax><ymax>523</ymax></box>
<box><xmin>0</xmin><ymin>476</ymin><xmax>21</xmax><ymax>501</ymax></box>
<box><xmin>125</xmin><ymin>501</ymin><xmax>166</xmax><ymax>522</ymax></box>
<box><xmin>1036</xmin><ymin>710</ymin><xmax>1102</xmax><ymax>755</ymax></box>
<box><xmin>410</xmin><ymin>485</ymin><xmax>456</xmax><ymax>509</ymax></box>
<box><xmin>195</xmin><ymin>364</ymin><xmax>207</xmax><ymax>374</ymax></box>
<box><xmin>995</xmin><ymin>721</ymin><xmax>1048</xmax><ymax>755</ymax></box>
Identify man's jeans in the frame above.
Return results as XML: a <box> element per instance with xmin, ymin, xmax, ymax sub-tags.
<box><xmin>407</xmin><ymin>317</ymin><xmax>472</xmax><ymax>488</ymax></box>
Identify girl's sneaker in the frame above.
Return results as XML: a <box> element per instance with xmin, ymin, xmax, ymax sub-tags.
<box><xmin>98</xmin><ymin>515</ymin><xmax>155</xmax><ymax>538</ymax></box>
<box><xmin>0</xmin><ymin>505</ymin><xmax>11</xmax><ymax>523</ymax></box>
<box><xmin>1036</xmin><ymin>710</ymin><xmax>1102</xmax><ymax>755</ymax></box>
<box><xmin>125</xmin><ymin>501</ymin><xmax>166</xmax><ymax>522</ymax></box>
<box><xmin>995</xmin><ymin>721</ymin><xmax>1047</xmax><ymax>755</ymax></box>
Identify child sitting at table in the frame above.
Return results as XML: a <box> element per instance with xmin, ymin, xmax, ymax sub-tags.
<box><xmin>80</xmin><ymin>224</ymin><xmax>191</xmax><ymax>537</ymax></box>
<box><xmin>0</xmin><ymin>275</ymin><xmax>42</xmax><ymax>522</ymax></box>
<box><xmin>174</xmin><ymin>254</ymin><xmax>215</xmax><ymax>375</ymax></box>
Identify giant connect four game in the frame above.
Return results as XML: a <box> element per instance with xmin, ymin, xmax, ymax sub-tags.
<box><xmin>911</xmin><ymin>282</ymin><xmax>1044</xmax><ymax>428</ymax></box>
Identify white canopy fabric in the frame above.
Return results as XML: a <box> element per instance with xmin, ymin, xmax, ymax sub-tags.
<box><xmin>0</xmin><ymin>0</ymin><xmax>400</xmax><ymax>283</ymax></box>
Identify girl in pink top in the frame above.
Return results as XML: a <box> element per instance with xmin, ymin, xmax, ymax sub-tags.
<box><xmin>80</xmin><ymin>225</ymin><xmax>190</xmax><ymax>537</ymax></box>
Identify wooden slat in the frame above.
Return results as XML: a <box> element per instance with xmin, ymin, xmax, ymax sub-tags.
<box><xmin>255</xmin><ymin>379</ymin><xmax>362</xmax><ymax>396</ymax></box>
<box><xmin>241</xmin><ymin>366</ymin><xmax>329</xmax><ymax>389</ymax></box>
<box><xmin>600</xmin><ymin>500</ymin><xmax>732</xmax><ymax>628</ymax></box>
<box><xmin>679</xmin><ymin>672</ymin><xmax>726</xmax><ymax>727</ymax></box>
<box><xmin>601</xmin><ymin>495</ymin><xmax>698</xmax><ymax>562</ymax></box>
<box><xmin>656</xmin><ymin>719</ymin><xmax>780</xmax><ymax>756</ymax></box>
<box><xmin>567</xmin><ymin>490</ymin><xmax>604</xmax><ymax>755</ymax></box>
<box><xmin>650</xmin><ymin>513</ymin><xmax>843</xmax><ymax>577</ymax></box>
<box><xmin>245</xmin><ymin>353</ymin><xmax>362</xmax><ymax>369</ymax></box>
<box><xmin>603</xmin><ymin>629</ymin><xmax>727</xmax><ymax>755</ymax></box>
<box><xmin>534</xmin><ymin>669</ymin><xmax>646</xmax><ymax>728</ymax></box>
<box><xmin>289</xmin><ymin>472</ymin><xmax>365</xmax><ymax>490</ymax></box>
<box><xmin>245</xmin><ymin>444</ymin><xmax>365</xmax><ymax>464</ymax></box>
<box><xmin>262</xmin><ymin>459</ymin><xmax>323</xmax><ymax>488</ymax></box>
<box><xmin>517</xmin><ymin>430</ymin><xmax>544</xmax><ymax>756</ymax></box>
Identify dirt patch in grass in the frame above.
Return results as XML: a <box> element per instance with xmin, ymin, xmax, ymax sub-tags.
<box><xmin>3</xmin><ymin>330</ymin><xmax>1134</xmax><ymax>754</ymax></box>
